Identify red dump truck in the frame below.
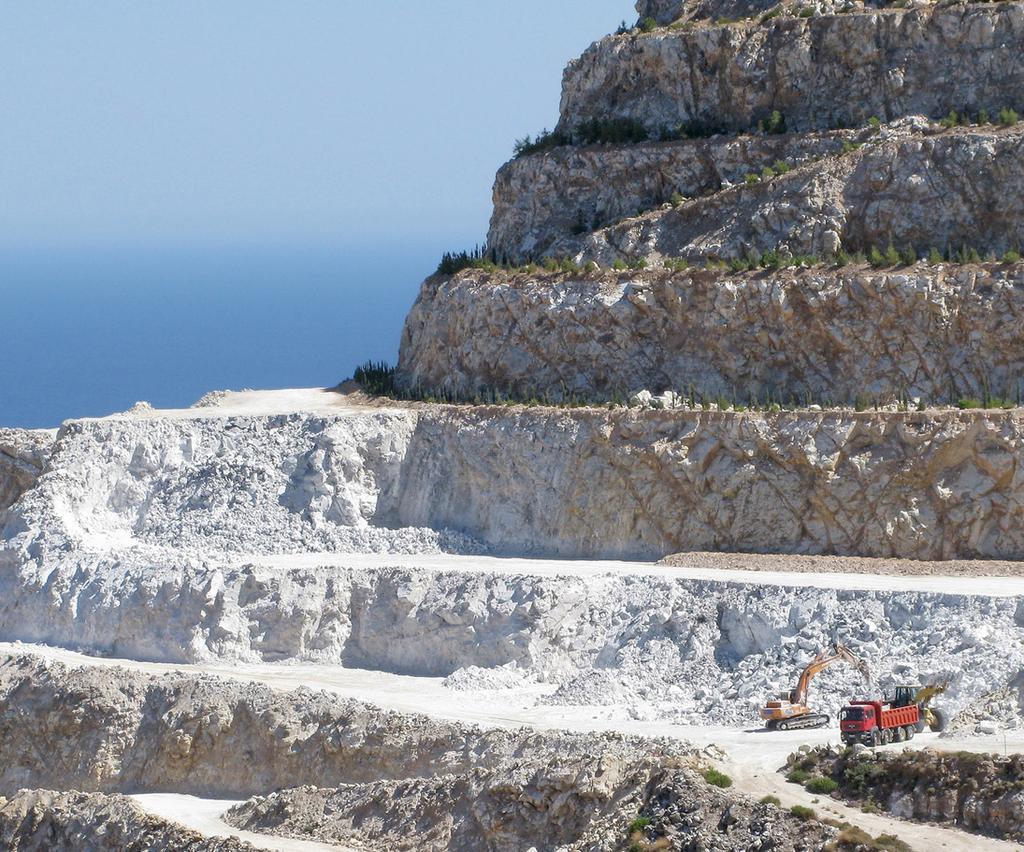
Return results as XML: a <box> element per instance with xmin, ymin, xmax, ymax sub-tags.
<box><xmin>839</xmin><ymin>686</ymin><xmax>923</xmax><ymax>747</ymax></box>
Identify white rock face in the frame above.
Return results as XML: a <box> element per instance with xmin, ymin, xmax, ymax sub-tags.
<box><xmin>561</xmin><ymin>5</ymin><xmax>1024</xmax><ymax>136</ymax></box>
<box><xmin>399</xmin><ymin>267</ymin><xmax>1024</xmax><ymax>408</ymax></box>
<box><xmin>487</xmin><ymin>129</ymin><xmax>858</xmax><ymax>263</ymax></box>
<box><xmin>1</xmin><ymin>402</ymin><xmax>1024</xmax><ymax>729</ymax></box>
<box><xmin>575</xmin><ymin>125</ymin><xmax>1024</xmax><ymax>263</ymax></box>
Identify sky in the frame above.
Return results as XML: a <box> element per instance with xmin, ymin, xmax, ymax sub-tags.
<box><xmin>1</xmin><ymin>0</ymin><xmax>632</xmax><ymax>251</ymax></box>
<box><xmin>0</xmin><ymin>1</ymin><xmax>635</xmax><ymax>428</ymax></box>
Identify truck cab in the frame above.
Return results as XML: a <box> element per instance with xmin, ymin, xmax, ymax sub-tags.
<box><xmin>839</xmin><ymin>702</ymin><xmax>878</xmax><ymax>741</ymax></box>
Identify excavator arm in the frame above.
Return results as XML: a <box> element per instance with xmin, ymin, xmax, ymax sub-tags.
<box><xmin>761</xmin><ymin>642</ymin><xmax>870</xmax><ymax>730</ymax></box>
<box><xmin>791</xmin><ymin>643</ymin><xmax>870</xmax><ymax>706</ymax></box>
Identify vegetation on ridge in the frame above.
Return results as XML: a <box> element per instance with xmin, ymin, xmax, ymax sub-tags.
<box><xmin>351</xmin><ymin>360</ymin><xmax>1024</xmax><ymax>412</ymax></box>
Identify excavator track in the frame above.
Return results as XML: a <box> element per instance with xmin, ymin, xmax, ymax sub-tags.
<box><xmin>768</xmin><ymin>714</ymin><xmax>831</xmax><ymax>731</ymax></box>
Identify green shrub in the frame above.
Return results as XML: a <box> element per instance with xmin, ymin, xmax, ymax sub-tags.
<box><xmin>628</xmin><ymin>816</ymin><xmax>652</xmax><ymax>833</ymax></box>
<box><xmin>670</xmin><ymin>191</ymin><xmax>686</xmax><ymax>206</ymax></box>
<box><xmin>745</xmin><ymin>172</ymin><xmax>760</xmax><ymax>184</ymax></box>
<box><xmin>939</xmin><ymin>110</ymin><xmax>960</xmax><ymax>128</ymax></box>
<box><xmin>884</xmin><ymin>243</ymin><xmax>902</xmax><ymax>266</ymax></box>
<box><xmin>868</xmin><ymin>116</ymin><xmax>881</xmax><ymax>129</ymax></box>
<box><xmin>639</xmin><ymin>16</ymin><xmax>658</xmax><ymax>32</ymax></box>
<box><xmin>806</xmin><ymin>776</ymin><xmax>839</xmax><ymax>795</ymax></box>
<box><xmin>513</xmin><ymin>128</ymin><xmax>572</xmax><ymax>158</ymax></box>
<box><xmin>868</xmin><ymin>246</ymin><xmax>886</xmax><ymax>267</ymax></box>
<box><xmin>353</xmin><ymin>361</ymin><xmax>397</xmax><ymax>397</ymax></box>
<box><xmin>704</xmin><ymin>768</ymin><xmax>734</xmax><ymax>788</ymax></box>
<box><xmin>761</xmin><ymin>110</ymin><xmax>787</xmax><ymax>134</ymax></box>
<box><xmin>797</xmin><ymin>6</ymin><xmax>814</xmax><ymax>16</ymax></box>
<box><xmin>761</xmin><ymin>795</ymin><xmax>782</xmax><ymax>806</ymax></box>
<box><xmin>790</xmin><ymin>804</ymin><xmax>817</xmax><ymax>821</ymax></box>
<box><xmin>1003</xmin><ymin>249</ymin><xmax>1021</xmax><ymax>263</ymax></box>
<box><xmin>978</xmin><ymin>108</ymin><xmax>991</xmax><ymax>125</ymax></box>
<box><xmin>773</xmin><ymin>159</ymin><xmax>791</xmax><ymax>174</ymax></box>
<box><xmin>874</xmin><ymin>835</ymin><xmax>912</xmax><ymax>852</ymax></box>
<box><xmin>787</xmin><ymin>768</ymin><xmax>811</xmax><ymax>784</ymax></box>
<box><xmin>900</xmin><ymin>244</ymin><xmax>917</xmax><ymax>265</ymax></box>
<box><xmin>928</xmin><ymin>247</ymin><xmax>943</xmax><ymax>263</ymax></box>
<box><xmin>999</xmin><ymin>107</ymin><xmax>1019</xmax><ymax>126</ymax></box>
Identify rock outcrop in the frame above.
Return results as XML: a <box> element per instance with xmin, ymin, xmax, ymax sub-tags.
<box><xmin>560</xmin><ymin>5</ymin><xmax>1024</xmax><ymax>137</ymax></box>
<box><xmin>10</xmin><ymin>406</ymin><xmax>1024</xmax><ymax>571</ymax></box>
<box><xmin>580</xmin><ymin>123</ymin><xmax>1024</xmax><ymax>264</ymax></box>
<box><xmin>488</xmin><ymin>126</ymin><xmax>861</xmax><ymax>263</ymax></box>
<box><xmin>791</xmin><ymin>747</ymin><xmax>1024</xmax><ymax>842</ymax></box>
<box><xmin>0</xmin><ymin>654</ymin><xmax>684</xmax><ymax>798</ymax></box>
<box><xmin>227</xmin><ymin>768</ymin><xmax>837</xmax><ymax>851</ymax></box>
<box><xmin>8</xmin><ymin>406</ymin><xmax>1024</xmax><ymax>572</ymax></box>
<box><xmin>0</xmin><ymin>790</ymin><xmax>252</xmax><ymax>852</ymax></box>
<box><xmin>0</xmin><ymin>429</ymin><xmax>54</xmax><ymax>522</ymax></box>
<box><xmin>399</xmin><ymin>265</ymin><xmax>1024</xmax><ymax>406</ymax></box>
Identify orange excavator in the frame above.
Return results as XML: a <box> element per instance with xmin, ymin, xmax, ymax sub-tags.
<box><xmin>761</xmin><ymin>643</ymin><xmax>871</xmax><ymax>730</ymax></box>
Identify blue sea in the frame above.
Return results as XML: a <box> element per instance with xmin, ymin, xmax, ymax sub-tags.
<box><xmin>0</xmin><ymin>243</ymin><xmax>442</xmax><ymax>429</ymax></box>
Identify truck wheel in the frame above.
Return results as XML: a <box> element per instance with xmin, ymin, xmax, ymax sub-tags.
<box><xmin>895</xmin><ymin>726</ymin><xmax>907</xmax><ymax>743</ymax></box>
<box><xmin>778</xmin><ymin>721</ymin><xmax>789</xmax><ymax>731</ymax></box>
<box><xmin>871</xmin><ymin>729</ymin><xmax>881</xmax><ymax>747</ymax></box>
<box><xmin>905</xmin><ymin>725</ymin><xmax>915</xmax><ymax>741</ymax></box>
<box><xmin>929</xmin><ymin>708</ymin><xmax>949</xmax><ymax>733</ymax></box>
<box><xmin>882</xmin><ymin>728</ymin><xmax>893</xmax><ymax>745</ymax></box>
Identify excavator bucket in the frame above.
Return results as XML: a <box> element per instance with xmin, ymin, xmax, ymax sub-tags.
<box><xmin>834</xmin><ymin>643</ymin><xmax>871</xmax><ymax>685</ymax></box>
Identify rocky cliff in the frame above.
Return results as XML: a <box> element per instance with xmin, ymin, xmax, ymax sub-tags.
<box><xmin>560</xmin><ymin>4</ymin><xmax>1024</xmax><ymax>137</ymax></box>
<box><xmin>488</xmin><ymin>125</ymin><xmax>861</xmax><ymax>263</ymax></box>
<box><xmin>399</xmin><ymin>265</ymin><xmax>1024</xmax><ymax>406</ymax></box>
<box><xmin>0</xmin><ymin>429</ymin><xmax>53</xmax><ymax>523</ymax></box>
<box><xmin>0</xmin><ymin>790</ymin><xmax>252</xmax><ymax>852</ymax></box>
<box><xmin>7</xmin><ymin>407</ymin><xmax>1024</xmax><ymax>567</ymax></box>
<box><xmin>402</xmin><ymin>1</ymin><xmax>1024</xmax><ymax>409</ymax></box>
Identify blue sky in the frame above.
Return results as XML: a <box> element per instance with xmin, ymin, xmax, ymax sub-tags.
<box><xmin>2</xmin><ymin>1</ymin><xmax>632</xmax><ymax>250</ymax></box>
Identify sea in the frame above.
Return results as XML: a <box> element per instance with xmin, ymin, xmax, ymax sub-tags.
<box><xmin>0</xmin><ymin>242</ymin><xmax>442</xmax><ymax>428</ymax></box>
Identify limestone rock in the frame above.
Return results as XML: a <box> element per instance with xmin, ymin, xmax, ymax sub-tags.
<box><xmin>576</xmin><ymin>124</ymin><xmax>1024</xmax><ymax>264</ymax></box>
<box><xmin>399</xmin><ymin>266</ymin><xmax>1024</xmax><ymax>408</ymax></box>
<box><xmin>0</xmin><ymin>428</ymin><xmax>54</xmax><ymax>521</ymax></box>
<box><xmin>0</xmin><ymin>789</ymin><xmax>253</xmax><ymax>851</ymax></box>
<box><xmin>488</xmin><ymin>128</ymin><xmax>860</xmax><ymax>263</ymax></box>
<box><xmin>561</xmin><ymin>5</ymin><xmax>1024</xmax><ymax>137</ymax></box>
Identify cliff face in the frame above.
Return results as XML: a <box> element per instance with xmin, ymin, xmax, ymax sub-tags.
<box><xmin>7</xmin><ymin>408</ymin><xmax>1024</xmax><ymax>565</ymax></box>
<box><xmin>489</xmin><ymin>121</ymin><xmax>1024</xmax><ymax>265</ymax></box>
<box><xmin>560</xmin><ymin>5</ymin><xmax>1024</xmax><ymax>137</ymax></box>
<box><xmin>398</xmin><ymin>265</ymin><xmax>1024</xmax><ymax>406</ymax></box>
<box><xmin>580</xmin><ymin>122</ymin><xmax>1024</xmax><ymax>264</ymax></box>
<box><xmin>404</xmin><ymin>0</ymin><xmax>1024</xmax><ymax>417</ymax></box>
<box><xmin>488</xmin><ymin>126</ymin><xmax>859</xmax><ymax>264</ymax></box>
<box><xmin>0</xmin><ymin>429</ymin><xmax>54</xmax><ymax>524</ymax></box>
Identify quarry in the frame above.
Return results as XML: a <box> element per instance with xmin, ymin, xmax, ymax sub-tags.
<box><xmin>6</xmin><ymin>0</ymin><xmax>1024</xmax><ymax>849</ymax></box>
